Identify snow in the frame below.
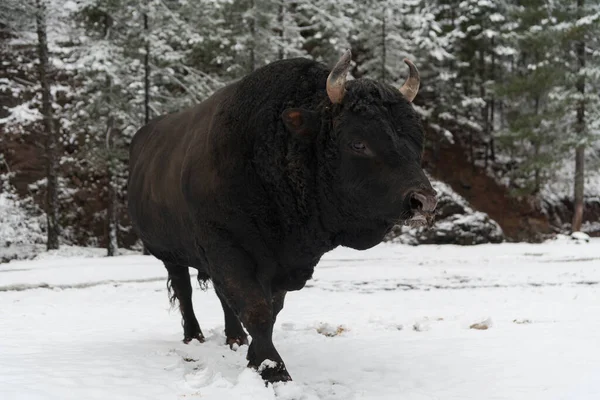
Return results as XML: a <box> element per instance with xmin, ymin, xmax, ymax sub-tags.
<box><xmin>0</xmin><ymin>190</ymin><xmax>45</xmax><ymax>248</ymax></box>
<box><xmin>2</xmin><ymin>240</ymin><xmax>600</xmax><ymax>399</ymax></box>
<box><xmin>581</xmin><ymin>221</ymin><xmax>600</xmax><ymax>235</ymax></box>
<box><xmin>542</xmin><ymin>159</ymin><xmax>600</xmax><ymax>200</ymax></box>
<box><xmin>0</xmin><ymin>103</ymin><xmax>43</xmax><ymax>126</ymax></box>
<box><xmin>570</xmin><ymin>231</ymin><xmax>591</xmax><ymax>242</ymax></box>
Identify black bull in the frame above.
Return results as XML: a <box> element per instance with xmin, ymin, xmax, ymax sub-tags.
<box><xmin>127</xmin><ymin>50</ymin><xmax>437</xmax><ymax>382</ymax></box>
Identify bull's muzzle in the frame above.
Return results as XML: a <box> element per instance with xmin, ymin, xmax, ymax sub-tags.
<box><xmin>406</xmin><ymin>190</ymin><xmax>438</xmax><ymax>227</ymax></box>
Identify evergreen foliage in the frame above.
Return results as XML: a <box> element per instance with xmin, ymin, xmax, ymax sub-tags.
<box><xmin>1</xmin><ymin>0</ymin><xmax>598</xmax><ymax>250</ymax></box>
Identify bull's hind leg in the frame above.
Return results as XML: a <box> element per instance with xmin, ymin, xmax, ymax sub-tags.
<box><xmin>165</xmin><ymin>263</ymin><xmax>205</xmax><ymax>343</ymax></box>
<box><xmin>216</xmin><ymin>289</ymin><xmax>248</xmax><ymax>348</ymax></box>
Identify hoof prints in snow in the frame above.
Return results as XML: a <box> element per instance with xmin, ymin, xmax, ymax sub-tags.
<box><xmin>0</xmin><ymin>277</ymin><xmax>166</xmax><ymax>292</ymax></box>
<box><xmin>6</xmin><ymin>277</ymin><xmax>597</xmax><ymax>293</ymax></box>
<box><xmin>541</xmin><ymin>257</ymin><xmax>600</xmax><ymax>263</ymax></box>
<box><xmin>310</xmin><ymin>278</ymin><xmax>600</xmax><ymax>293</ymax></box>
<box><xmin>316</xmin><ymin>323</ymin><xmax>348</xmax><ymax>337</ymax></box>
<box><xmin>2</xmin><ymin>240</ymin><xmax>600</xmax><ymax>399</ymax></box>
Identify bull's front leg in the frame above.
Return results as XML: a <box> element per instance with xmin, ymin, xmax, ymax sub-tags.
<box><xmin>246</xmin><ymin>290</ymin><xmax>287</xmax><ymax>369</ymax></box>
<box><xmin>205</xmin><ymin>240</ymin><xmax>291</xmax><ymax>383</ymax></box>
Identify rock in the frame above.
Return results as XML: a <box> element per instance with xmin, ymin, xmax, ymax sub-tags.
<box><xmin>386</xmin><ymin>179</ymin><xmax>504</xmax><ymax>245</ymax></box>
<box><xmin>542</xmin><ymin>195</ymin><xmax>600</xmax><ymax>237</ymax></box>
<box><xmin>571</xmin><ymin>231</ymin><xmax>591</xmax><ymax>242</ymax></box>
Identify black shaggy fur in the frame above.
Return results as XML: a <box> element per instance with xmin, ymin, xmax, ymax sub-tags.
<box><xmin>166</xmin><ymin>276</ymin><xmax>210</xmax><ymax>308</ymax></box>
<box><xmin>128</xmin><ymin>56</ymin><xmax>435</xmax><ymax>382</ymax></box>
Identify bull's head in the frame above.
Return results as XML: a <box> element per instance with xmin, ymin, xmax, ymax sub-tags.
<box><xmin>282</xmin><ymin>50</ymin><xmax>437</xmax><ymax>247</ymax></box>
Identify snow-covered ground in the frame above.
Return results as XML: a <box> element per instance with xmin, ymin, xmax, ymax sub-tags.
<box><xmin>2</xmin><ymin>239</ymin><xmax>600</xmax><ymax>400</ymax></box>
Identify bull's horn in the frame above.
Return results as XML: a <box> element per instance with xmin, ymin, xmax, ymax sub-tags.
<box><xmin>399</xmin><ymin>58</ymin><xmax>420</xmax><ymax>102</ymax></box>
<box><xmin>327</xmin><ymin>49</ymin><xmax>352</xmax><ymax>104</ymax></box>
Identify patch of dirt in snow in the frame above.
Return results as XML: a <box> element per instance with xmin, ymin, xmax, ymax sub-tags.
<box><xmin>469</xmin><ymin>318</ymin><xmax>493</xmax><ymax>330</ymax></box>
<box><xmin>513</xmin><ymin>319</ymin><xmax>533</xmax><ymax>325</ymax></box>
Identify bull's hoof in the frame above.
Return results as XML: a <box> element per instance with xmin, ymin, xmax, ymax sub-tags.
<box><xmin>183</xmin><ymin>333</ymin><xmax>205</xmax><ymax>344</ymax></box>
<box><xmin>226</xmin><ymin>335</ymin><xmax>249</xmax><ymax>349</ymax></box>
<box><xmin>255</xmin><ymin>361</ymin><xmax>292</xmax><ymax>384</ymax></box>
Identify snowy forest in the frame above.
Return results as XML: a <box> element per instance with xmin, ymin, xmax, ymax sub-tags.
<box><xmin>1</xmin><ymin>0</ymin><xmax>599</xmax><ymax>258</ymax></box>
<box><xmin>3</xmin><ymin>2</ymin><xmax>600</xmax><ymax>397</ymax></box>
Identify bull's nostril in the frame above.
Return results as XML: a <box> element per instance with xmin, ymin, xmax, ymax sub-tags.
<box><xmin>409</xmin><ymin>192</ymin><xmax>437</xmax><ymax>213</ymax></box>
<box><xmin>410</xmin><ymin>193</ymin><xmax>425</xmax><ymax>211</ymax></box>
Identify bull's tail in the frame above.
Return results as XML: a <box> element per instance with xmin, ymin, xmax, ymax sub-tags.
<box><xmin>167</xmin><ymin>276</ymin><xmax>178</xmax><ymax>309</ymax></box>
<box><xmin>197</xmin><ymin>272</ymin><xmax>211</xmax><ymax>291</ymax></box>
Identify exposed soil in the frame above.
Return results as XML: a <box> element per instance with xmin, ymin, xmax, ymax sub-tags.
<box><xmin>423</xmin><ymin>134</ymin><xmax>553</xmax><ymax>242</ymax></box>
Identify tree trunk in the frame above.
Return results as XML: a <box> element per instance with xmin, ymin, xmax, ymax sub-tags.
<box><xmin>35</xmin><ymin>0</ymin><xmax>59</xmax><ymax>250</ymax></box>
<box><xmin>107</xmin><ymin>164</ymin><xmax>118</xmax><ymax>257</ymax></box>
<box><xmin>106</xmin><ymin>152</ymin><xmax>118</xmax><ymax>256</ymax></box>
<box><xmin>533</xmin><ymin>143</ymin><xmax>540</xmax><ymax>194</ymax></box>
<box><xmin>469</xmin><ymin>131</ymin><xmax>474</xmax><ymax>171</ymax></box>
<box><xmin>142</xmin><ymin>10</ymin><xmax>151</xmax><ymax>255</ymax></box>
<box><xmin>102</xmin><ymin>16</ymin><xmax>117</xmax><ymax>257</ymax></box>
<box><xmin>533</xmin><ymin>96</ymin><xmax>540</xmax><ymax>194</ymax></box>
<box><xmin>144</xmin><ymin>12</ymin><xmax>150</xmax><ymax>126</ymax></box>
<box><xmin>572</xmin><ymin>0</ymin><xmax>585</xmax><ymax>232</ymax></box>
<box><xmin>248</xmin><ymin>0</ymin><xmax>256</xmax><ymax>72</ymax></box>
<box><xmin>381</xmin><ymin>9</ymin><xmax>386</xmax><ymax>81</ymax></box>
<box><xmin>479</xmin><ymin>48</ymin><xmax>487</xmax><ymax>169</ymax></box>
<box><xmin>105</xmin><ymin>77</ymin><xmax>118</xmax><ymax>257</ymax></box>
<box><xmin>489</xmin><ymin>36</ymin><xmax>496</xmax><ymax>161</ymax></box>
<box><xmin>573</xmin><ymin>146</ymin><xmax>585</xmax><ymax>231</ymax></box>
<box><xmin>277</xmin><ymin>2</ymin><xmax>284</xmax><ymax>60</ymax></box>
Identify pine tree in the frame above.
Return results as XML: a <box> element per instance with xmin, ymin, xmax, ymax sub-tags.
<box><xmin>495</xmin><ymin>0</ymin><xmax>568</xmax><ymax>195</ymax></box>
<box><xmin>295</xmin><ymin>0</ymin><xmax>352</xmax><ymax>64</ymax></box>
<box><xmin>69</xmin><ymin>0</ymin><xmax>141</xmax><ymax>253</ymax></box>
<box><xmin>1</xmin><ymin>0</ymin><xmax>73</xmax><ymax>250</ymax></box>
<box><xmin>572</xmin><ymin>0</ymin><xmax>586</xmax><ymax>232</ymax></box>
<box><xmin>551</xmin><ymin>0</ymin><xmax>600</xmax><ymax>231</ymax></box>
<box><xmin>434</xmin><ymin>0</ymin><xmax>509</xmax><ymax>168</ymax></box>
<box><xmin>35</xmin><ymin>0</ymin><xmax>60</xmax><ymax>249</ymax></box>
<box><xmin>351</xmin><ymin>0</ymin><xmax>415</xmax><ymax>83</ymax></box>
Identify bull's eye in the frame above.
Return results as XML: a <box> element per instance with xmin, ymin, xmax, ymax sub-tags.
<box><xmin>351</xmin><ymin>141</ymin><xmax>367</xmax><ymax>152</ymax></box>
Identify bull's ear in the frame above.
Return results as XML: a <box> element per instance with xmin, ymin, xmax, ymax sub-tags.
<box><xmin>281</xmin><ymin>108</ymin><xmax>320</xmax><ymax>137</ymax></box>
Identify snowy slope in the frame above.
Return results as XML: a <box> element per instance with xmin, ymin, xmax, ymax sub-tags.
<box><xmin>1</xmin><ymin>239</ymin><xmax>600</xmax><ymax>400</ymax></box>
<box><xmin>0</xmin><ymin>190</ymin><xmax>45</xmax><ymax>247</ymax></box>
<box><xmin>0</xmin><ymin>185</ymin><xmax>46</xmax><ymax>263</ymax></box>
